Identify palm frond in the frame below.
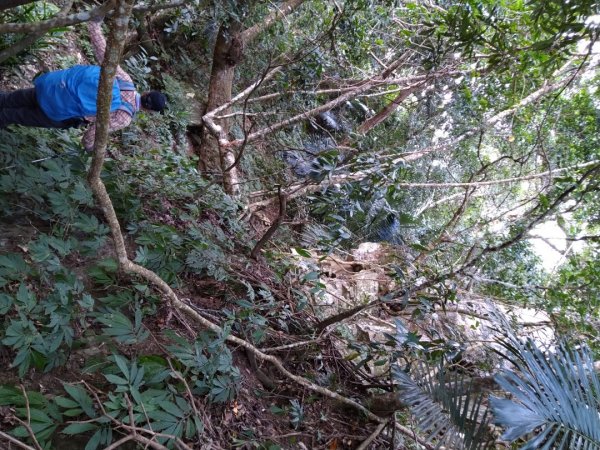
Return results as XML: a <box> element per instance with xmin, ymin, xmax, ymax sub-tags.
<box><xmin>393</xmin><ymin>362</ymin><xmax>494</xmax><ymax>450</ymax></box>
<box><xmin>490</xmin><ymin>338</ymin><xmax>600</xmax><ymax>450</ymax></box>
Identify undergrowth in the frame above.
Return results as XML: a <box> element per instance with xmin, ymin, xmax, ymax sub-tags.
<box><xmin>0</xmin><ymin>125</ymin><xmax>256</xmax><ymax>449</ymax></box>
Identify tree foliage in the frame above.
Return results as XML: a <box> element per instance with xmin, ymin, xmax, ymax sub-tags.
<box><xmin>0</xmin><ymin>0</ymin><xmax>600</xmax><ymax>448</ymax></box>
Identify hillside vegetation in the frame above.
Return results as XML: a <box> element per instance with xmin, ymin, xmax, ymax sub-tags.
<box><xmin>1</xmin><ymin>1</ymin><xmax>600</xmax><ymax>449</ymax></box>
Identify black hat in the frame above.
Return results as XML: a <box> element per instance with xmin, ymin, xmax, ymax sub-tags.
<box><xmin>142</xmin><ymin>91</ymin><xmax>167</xmax><ymax>113</ymax></box>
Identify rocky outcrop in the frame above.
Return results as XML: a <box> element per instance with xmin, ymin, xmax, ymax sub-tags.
<box><xmin>296</xmin><ymin>242</ymin><xmax>555</xmax><ymax>377</ymax></box>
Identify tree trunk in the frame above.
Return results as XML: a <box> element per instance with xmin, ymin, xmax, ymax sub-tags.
<box><xmin>197</xmin><ymin>0</ymin><xmax>306</xmax><ymax>196</ymax></box>
<box><xmin>199</xmin><ymin>20</ymin><xmax>244</xmax><ymax>195</ymax></box>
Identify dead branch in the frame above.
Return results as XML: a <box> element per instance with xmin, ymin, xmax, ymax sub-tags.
<box><xmin>355</xmin><ymin>84</ymin><xmax>422</xmax><ymax>135</ymax></box>
<box><xmin>16</xmin><ymin>385</ymin><xmax>43</xmax><ymax>450</ymax></box>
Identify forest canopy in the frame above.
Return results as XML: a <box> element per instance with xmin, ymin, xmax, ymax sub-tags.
<box><xmin>0</xmin><ymin>0</ymin><xmax>599</xmax><ymax>449</ymax></box>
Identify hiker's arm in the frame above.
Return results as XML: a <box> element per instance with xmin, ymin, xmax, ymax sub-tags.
<box><xmin>82</xmin><ymin>110</ymin><xmax>133</xmax><ymax>151</ymax></box>
<box><xmin>87</xmin><ymin>21</ymin><xmax>106</xmax><ymax>64</ymax></box>
<box><xmin>87</xmin><ymin>21</ymin><xmax>133</xmax><ymax>82</ymax></box>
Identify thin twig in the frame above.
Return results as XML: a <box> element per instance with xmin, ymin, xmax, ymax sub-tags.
<box><xmin>251</xmin><ymin>186</ymin><xmax>287</xmax><ymax>259</ymax></box>
<box><xmin>18</xmin><ymin>385</ymin><xmax>43</xmax><ymax>450</ymax></box>
<box><xmin>102</xmin><ymin>435</ymin><xmax>135</xmax><ymax>450</ymax></box>
<box><xmin>356</xmin><ymin>421</ymin><xmax>388</xmax><ymax>450</ymax></box>
<box><xmin>168</xmin><ymin>360</ymin><xmax>201</xmax><ymax>418</ymax></box>
<box><xmin>0</xmin><ymin>431</ymin><xmax>37</xmax><ymax>450</ymax></box>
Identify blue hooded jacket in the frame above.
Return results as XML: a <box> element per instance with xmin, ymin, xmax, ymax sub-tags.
<box><xmin>34</xmin><ymin>65</ymin><xmax>136</xmax><ymax>121</ymax></box>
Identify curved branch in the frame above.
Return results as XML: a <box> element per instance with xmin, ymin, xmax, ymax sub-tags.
<box><xmin>0</xmin><ymin>0</ymin><xmax>74</xmax><ymax>65</ymax></box>
<box><xmin>81</xmin><ymin>7</ymin><xmax>430</xmax><ymax>450</ymax></box>
<box><xmin>242</xmin><ymin>0</ymin><xmax>306</xmax><ymax>43</ymax></box>
<box><xmin>0</xmin><ymin>0</ymin><xmax>186</xmax><ymax>34</ymax></box>
<box><xmin>0</xmin><ymin>1</ymin><xmax>115</xmax><ymax>34</ymax></box>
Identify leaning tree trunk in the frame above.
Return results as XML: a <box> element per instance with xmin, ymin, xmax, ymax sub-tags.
<box><xmin>197</xmin><ymin>0</ymin><xmax>306</xmax><ymax>196</ymax></box>
<box><xmin>198</xmin><ymin>20</ymin><xmax>243</xmax><ymax>195</ymax></box>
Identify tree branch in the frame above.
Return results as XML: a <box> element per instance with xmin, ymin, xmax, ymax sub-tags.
<box><xmin>356</xmin><ymin>421</ymin><xmax>388</xmax><ymax>450</ymax></box>
<box><xmin>0</xmin><ymin>0</ymin><xmax>74</xmax><ymax>65</ymax></box>
<box><xmin>0</xmin><ymin>0</ymin><xmax>115</xmax><ymax>34</ymax></box>
<box><xmin>242</xmin><ymin>0</ymin><xmax>306</xmax><ymax>43</ymax></box>
<box><xmin>222</xmin><ymin>72</ymin><xmax>453</xmax><ymax>149</ymax></box>
<box><xmin>247</xmin><ymin>159</ymin><xmax>600</xmax><ymax>212</ymax></box>
<box><xmin>250</xmin><ymin>187</ymin><xmax>287</xmax><ymax>259</ymax></box>
<box><xmin>0</xmin><ymin>0</ymin><xmax>186</xmax><ymax>34</ymax></box>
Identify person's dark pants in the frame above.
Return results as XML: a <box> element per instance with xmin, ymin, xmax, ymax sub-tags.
<box><xmin>0</xmin><ymin>88</ymin><xmax>82</xmax><ymax>129</ymax></box>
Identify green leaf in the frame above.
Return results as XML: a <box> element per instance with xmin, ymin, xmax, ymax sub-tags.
<box><xmin>0</xmin><ymin>253</ymin><xmax>30</xmax><ymax>274</ymax></box>
<box><xmin>302</xmin><ymin>271</ymin><xmax>320</xmax><ymax>281</ymax></box>
<box><xmin>62</xmin><ymin>408</ymin><xmax>84</xmax><ymax>417</ymax></box>
<box><xmin>82</xmin><ymin>356</ymin><xmax>109</xmax><ymax>374</ymax></box>
<box><xmin>294</xmin><ymin>248</ymin><xmax>312</xmax><ymax>257</ymax></box>
<box><xmin>159</xmin><ymin>400</ymin><xmax>185</xmax><ymax>418</ymax></box>
<box><xmin>0</xmin><ymin>293</ymin><xmax>13</xmax><ymax>314</ymax></box>
<box><xmin>85</xmin><ymin>428</ymin><xmax>102</xmax><ymax>450</ymax></box>
<box><xmin>113</xmin><ymin>354</ymin><xmax>130</xmax><ymax>378</ymax></box>
<box><xmin>54</xmin><ymin>396</ymin><xmax>79</xmax><ymax>409</ymax></box>
<box><xmin>63</xmin><ymin>384</ymin><xmax>96</xmax><ymax>418</ymax></box>
<box><xmin>269</xmin><ymin>405</ymin><xmax>286</xmax><ymax>416</ymax></box>
<box><xmin>104</xmin><ymin>374</ymin><xmax>129</xmax><ymax>385</ymax></box>
<box><xmin>17</xmin><ymin>407</ymin><xmax>52</xmax><ymax>424</ymax></box>
<box><xmin>16</xmin><ymin>283</ymin><xmax>36</xmax><ymax>311</ymax></box>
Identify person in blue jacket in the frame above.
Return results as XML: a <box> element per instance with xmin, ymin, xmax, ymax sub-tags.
<box><xmin>0</xmin><ymin>20</ymin><xmax>166</xmax><ymax>150</ymax></box>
